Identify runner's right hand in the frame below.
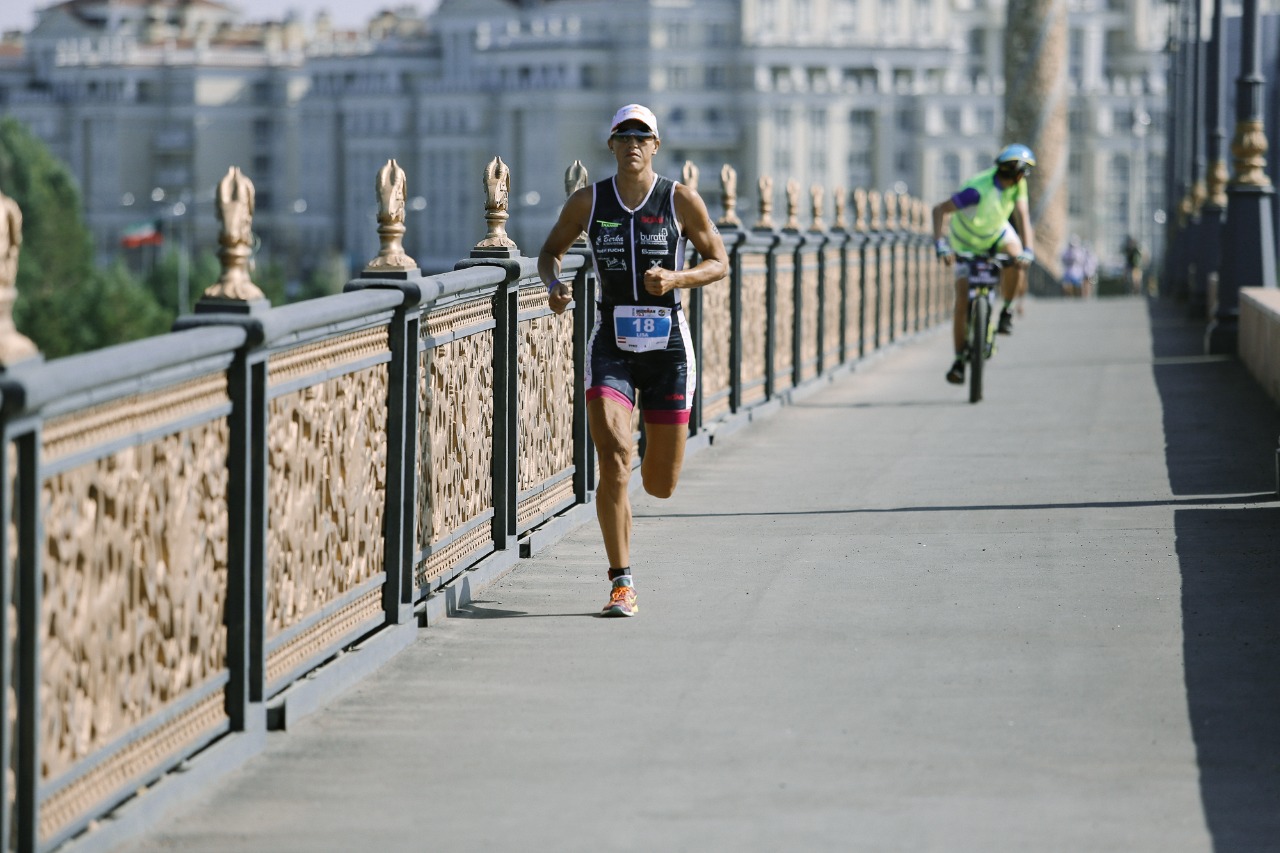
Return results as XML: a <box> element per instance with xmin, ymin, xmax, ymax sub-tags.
<box><xmin>547</xmin><ymin>280</ymin><xmax>572</xmax><ymax>315</ymax></box>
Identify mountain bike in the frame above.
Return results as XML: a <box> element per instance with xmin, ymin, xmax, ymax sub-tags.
<box><xmin>958</xmin><ymin>252</ymin><xmax>1006</xmax><ymax>404</ymax></box>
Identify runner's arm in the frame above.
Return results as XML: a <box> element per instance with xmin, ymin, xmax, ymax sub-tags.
<box><xmin>643</xmin><ymin>185</ymin><xmax>728</xmax><ymax>297</ymax></box>
<box><xmin>538</xmin><ymin>189</ymin><xmax>592</xmax><ymax>315</ymax></box>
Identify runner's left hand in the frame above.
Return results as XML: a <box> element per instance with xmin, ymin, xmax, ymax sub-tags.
<box><xmin>644</xmin><ymin>265</ymin><xmax>675</xmax><ymax>297</ymax></box>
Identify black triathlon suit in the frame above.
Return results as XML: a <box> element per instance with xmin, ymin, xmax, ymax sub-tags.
<box><xmin>585</xmin><ymin>175</ymin><xmax>694</xmax><ymax>425</ymax></box>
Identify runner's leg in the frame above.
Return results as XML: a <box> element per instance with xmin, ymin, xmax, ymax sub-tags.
<box><xmin>588</xmin><ymin>397</ymin><xmax>634</xmax><ymax>570</ymax></box>
<box><xmin>639</xmin><ymin>422</ymin><xmax>688</xmax><ymax>499</ymax></box>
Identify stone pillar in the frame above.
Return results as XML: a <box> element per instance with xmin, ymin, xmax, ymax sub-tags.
<box><xmin>1208</xmin><ymin>0</ymin><xmax>1278</xmax><ymax>353</ymax></box>
<box><xmin>1004</xmin><ymin>0</ymin><xmax>1069</xmax><ymax>279</ymax></box>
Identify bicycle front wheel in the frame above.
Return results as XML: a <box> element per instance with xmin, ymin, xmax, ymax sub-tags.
<box><xmin>969</xmin><ymin>294</ymin><xmax>987</xmax><ymax>403</ymax></box>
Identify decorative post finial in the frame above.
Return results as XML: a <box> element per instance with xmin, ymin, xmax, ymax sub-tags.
<box><xmin>1230</xmin><ymin>119</ymin><xmax>1273</xmax><ymax>189</ymax></box>
<box><xmin>754</xmin><ymin>175</ymin><xmax>775</xmax><ymax>231</ymax></box>
<box><xmin>565</xmin><ymin>160</ymin><xmax>589</xmax><ymax>197</ymax></box>
<box><xmin>0</xmin><ymin>188</ymin><xmax>38</xmax><ymax>367</ymax></box>
<box><xmin>783</xmin><ymin>179</ymin><xmax>801</xmax><ymax>231</ymax></box>
<box><xmin>832</xmin><ymin>186</ymin><xmax>848</xmax><ymax>231</ymax></box>
<box><xmin>203</xmin><ymin>166</ymin><xmax>266</xmax><ymax>303</ymax></box>
<box><xmin>473</xmin><ymin>155</ymin><xmax>519</xmax><ymax>257</ymax></box>
<box><xmin>884</xmin><ymin>192</ymin><xmax>899</xmax><ymax>230</ymax></box>
<box><xmin>853</xmin><ymin>188</ymin><xmax>868</xmax><ymax>233</ymax></box>
<box><xmin>718</xmin><ymin>164</ymin><xmax>741</xmax><ymax>228</ymax></box>
<box><xmin>682</xmin><ymin>160</ymin><xmax>699</xmax><ymax>192</ymax></box>
<box><xmin>365</xmin><ymin>158</ymin><xmax>417</xmax><ymax>273</ymax></box>
<box><xmin>809</xmin><ymin>184</ymin><xmax>826</xmax><ymax>232</ymax></box>
<box><xmin>565</xmin><ymin>159</ymin><xmax>589</xmax><ymax>247</ymax></box>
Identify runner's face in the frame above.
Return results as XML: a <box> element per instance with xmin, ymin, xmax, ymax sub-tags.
<box><xmin>609</xmin><ymin>122</ymin><xmax>659</xmax><ymax>169</ymax></box>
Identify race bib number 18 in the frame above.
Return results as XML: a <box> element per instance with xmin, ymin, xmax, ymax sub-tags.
<box><xmin>613</xmin><ymin>305</ymin><xmax>673</xmax><ymax>353</ymax></box>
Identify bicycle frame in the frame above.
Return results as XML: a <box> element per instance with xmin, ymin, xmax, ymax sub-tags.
<box><xmin>957</xmin><ymin>253</ymin><xmax>1006</xmax><ymax>403</ymax></box>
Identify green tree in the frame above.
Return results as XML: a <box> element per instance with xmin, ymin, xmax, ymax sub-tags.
<box><xmin>0</xmin><ymin>117</ymin><xmax>169</xmax><ymax>358</ymax></box>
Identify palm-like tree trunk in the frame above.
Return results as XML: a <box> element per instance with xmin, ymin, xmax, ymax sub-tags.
<box><xmin>1005</xmin><ymin>0</ymin><xmax>1070</xmax><ymax>278</ymax></box>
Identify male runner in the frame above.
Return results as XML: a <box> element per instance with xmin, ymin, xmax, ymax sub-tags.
<box><xmin>932</xmin><ymin>143</ymin><xmax>1037</xmax><ymax>385</ymax></box>
<box><xmin>538</xmin><ymin>104</ymin><xmax>728</xmax><ymax>617</ymax></box>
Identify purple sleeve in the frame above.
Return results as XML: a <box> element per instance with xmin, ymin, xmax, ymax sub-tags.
<box><xmin>952</xmin><ymin>188</ymin><xmax>981</xmax><ymax>209</ymax></box>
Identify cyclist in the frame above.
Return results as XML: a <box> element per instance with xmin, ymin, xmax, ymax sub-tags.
<box><xmin>538</xmin><ymin>104</ymin><xmax>728</xmax><ymax>617</ymax></box>
<box><xmin>931</xmin><ymin>143</ymin><xmax>1037</xmax><ymax>385</ymax></box>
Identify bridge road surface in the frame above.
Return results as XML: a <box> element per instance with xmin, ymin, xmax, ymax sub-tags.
<box><xmin>111</xmin><ymin>297</ymin><xmax>1280</xmax><ymax>853</ymax></box>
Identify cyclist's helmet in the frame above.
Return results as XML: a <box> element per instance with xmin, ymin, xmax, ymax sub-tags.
<box><xmin>995</xmin><ymin>143</ymin><xmax>1036</xmax><ymax>171</ymax></box>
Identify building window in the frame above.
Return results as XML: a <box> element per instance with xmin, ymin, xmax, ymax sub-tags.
<box><xmin>1068</xmin><ymin>152</ymin><xmax>1084</xmax><ymax>215</ymax></box>
<box><xmin>942</xmin><ymin>153</ymin><xmax>961</xmax><ymax>190</ymax></box>
<box><xmin>1110</xmin><ymin>154</ymin><xmax>1130</xmax><ymax>227</ymax></box>
<box><xmin>835</xmin><ymin>0</ymin><xmax>857</xmax><ymax>35</ymax></box>
<box><xmin>848</xmin><ymin>149</ymin><xmax>873</xmax><ymax>188</ymax></box>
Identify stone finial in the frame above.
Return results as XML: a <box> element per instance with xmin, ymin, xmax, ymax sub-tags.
<box><xmin>884</xmin><ymin>192</ymin><xmax>898</xmax><ymax>230</ymax></box>
<box><xmin>868</xmin><ymin>189</ymin><xmax>883</xmax><ymax>231</ymax></box>
<box><xmin>365</xmin><ymin>159</ymin><xmax>417</xmax><ymax>272</ymax></box>
<box><xmin>1207</xmin><ymin>159</ymin><xmax>1229</xmax><ymax>208</ymax></box>
<box><xmin>474</xmin><ymin>156</ymin><xmax>518</xmax><ymax>256</ymax></box>
<box><xmin>718</xmin><ymin>164</ymin><xmax>742</xmax><ymax>228</ymax></box>
<box><xmin>204</xmin><ymin>167</ymin><xmax>266</xmax><ymax>302</ymax></box>
<box><xmin>565</xmin><ymin>159</ymin><xmax>589</xmax><ymax>246</ymax></box>
<box><xmin>565</xmin><ymin>160</ymin><xmax>589</xmax><ymax>197</ymax></box>
<box><xmin>1230</xmin><ymin>119</ymin><xmax>1272</xmax><ymax>188</ymax></box>
<box><xmin>754</xmin><ymin>175</ymin><xmax>775</xmax><ymax>230</ymax></box>
<box><xmin>853</xmin><ymin>188</ymin><xmax>868</xmax><ymax>233</ymax></box>
<box><xmin>832</xmin><ymin>186</ymin><xmax>848</xmax><ymax>232</ymax></box>
<box><xmin>0</xmin><ymin>189</ymin><xmax>38</xmax><ymax>367</ymax></box>
<box><xmin>682</xmin><ymin>160</ymin><xmax>699</xmax><ymax>192</ymax></box>
<box><xmin>783</xmin><ymin>179</ymin><xmax>801</xmax><ymax>231</ymax></box>
<box><xmin>809</xmin><ymin>184</ymin><xmax>825</xmax><ymax>232</ymax></box>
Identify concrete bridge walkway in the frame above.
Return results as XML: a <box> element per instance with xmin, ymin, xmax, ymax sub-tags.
<box><xmin>114</xmin><ymin>297</ymin><xmax>1280</xmax><ymax>853</ymax></box>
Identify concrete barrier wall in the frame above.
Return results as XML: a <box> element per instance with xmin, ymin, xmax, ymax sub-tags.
<box><xmin>1239</xmin><ymin>288</ymin><xmax>1280</xmax><ymax>405</ymax></box>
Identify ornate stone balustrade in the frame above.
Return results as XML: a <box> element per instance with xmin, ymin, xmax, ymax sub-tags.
<box><xmin>0</xmin><ymin>158</ymin><xmax>945</xmax><ymax>852</ymax></box>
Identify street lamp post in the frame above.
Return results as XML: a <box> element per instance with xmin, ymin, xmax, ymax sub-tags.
<box><xmin>1207</xmin><ymin>0</ymin><xmax>1278</xmax><ymax>353</ymax></box>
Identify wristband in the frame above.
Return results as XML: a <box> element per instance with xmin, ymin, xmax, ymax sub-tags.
<box><xmin>546</xmin><ymin>279</ymin><xmax>561</xmax><ymax>295</ymax></box>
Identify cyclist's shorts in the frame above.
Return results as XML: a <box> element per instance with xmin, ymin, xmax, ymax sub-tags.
<box><xmin>586</xmin><ymin>303</ymin><xmax>696</xmax><ymax>425</ymax></box>
<box><xmin>953</xmin><ymin>223</ymin><xmax>1015</xmax><ymax>280</ymax></box>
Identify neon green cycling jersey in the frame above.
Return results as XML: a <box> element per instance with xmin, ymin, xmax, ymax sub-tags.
<box><xmin>947</xmin><ymin>167</ymin><xmax>1027</xmax><ymax>254</ymax></box>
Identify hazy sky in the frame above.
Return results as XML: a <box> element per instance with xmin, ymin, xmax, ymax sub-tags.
<box><xmin>0</xmin><ymin>1</ymin><xmax>437</xmax><ymax>36</ymax></box>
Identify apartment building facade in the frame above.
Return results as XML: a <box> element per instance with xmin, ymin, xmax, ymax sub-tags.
<box><xmin>0</xmin><ymin>0</ymin><xmax>1168</xmax><ymax>278</ymax></box>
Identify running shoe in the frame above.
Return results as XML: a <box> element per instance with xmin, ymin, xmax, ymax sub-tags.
<box><xmin>601</xmin><ymin>577</ymin><xmax>637</xmax><ymax>617</ymax></box>
<box><xmin>946</xmin><ymin>359</ymin><xmax>965</xmax><ymax>384</ymax></box>
<box><xmin>997</xmin><ymin>308</ymin><xmax>1014</xmax><ymax>335</ymax></box>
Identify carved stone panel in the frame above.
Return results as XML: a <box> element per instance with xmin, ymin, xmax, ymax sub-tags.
<box><xmin>740</xmin><ymin>256</ymin><xmax>768</xmax><ymax>406</ymax></box>
<box><xmin>800</xmin><ymin>262</ymin><xmax>820</xmax><ymax>381</ymax></box>
<box><xmin>39</xmin><ymin>421</ymin><xmax>230</xmax><ymax>784</ymax></box>
<box><xmin>823</xmin><ymin>248</ymin><xmax>843</xmax><ymax>364</ymax></box>
<box><xmin>417</xmin><ymin>316</ymin><xmax>495</xmax><ymax>585</ymax></box>
<box><xmin>774</xmin><ymin>257</ymin><xmax>795</xmax><ymax>391</ymax></box>
<box><xmin>700</xmin><ymin>275</ymin><xmax>732</xmax><ymax>421</ymax></box>
<box><xmin>265</xmin><ymin>365</ymin><xmax>388</xmax><ymax>641</ymax></box>
<box><xmin>517</xmin><ymin>287</ymin><xmax>574</xmax><ymax>494</ymax></box>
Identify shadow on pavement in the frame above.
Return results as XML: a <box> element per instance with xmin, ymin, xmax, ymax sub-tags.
<box><xmin>451</xmin><ymin>601</ymin><xmax>597</xmax><ymax>620</ymax></box>
<box><xmin>1148</xmin><ymin>297</ymin><xmax>1280</xmax><ymax>851</ymax></box>
<box><xmin>636</xmin><ymin>493</ymin><xmax>1275</xmax><ymax>520</ymax></box>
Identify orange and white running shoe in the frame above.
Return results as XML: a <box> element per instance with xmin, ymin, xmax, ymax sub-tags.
<box><xmin>600</xmin><ymin>577</ymin><xmax>637</xmax><ymax>617</ymax></box>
